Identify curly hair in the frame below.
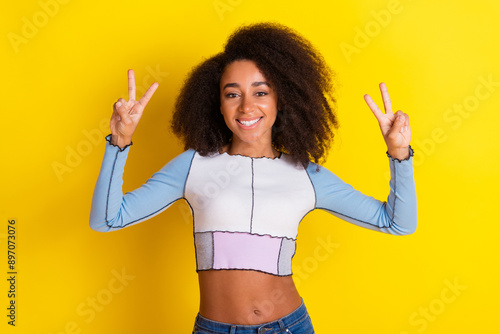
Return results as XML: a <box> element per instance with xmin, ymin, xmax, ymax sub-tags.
<box><xmin>171</xmin><ymin>22</ymin><xmax>338</xmax><ymax>167</ymax></box>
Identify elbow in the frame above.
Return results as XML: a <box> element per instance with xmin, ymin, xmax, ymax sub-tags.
<box><xmin>89</xmin><ymin>206</ymin><xmax>123</xmax><ymax>232</ymax></box>
<box><xmin>396</xmin><ymin>219</ymin><xmax>417</xmax><ymax>236</ymax></box>
<box><xmin>406</xmin><ymin>214</ymin><xmax>418</xmax><ymax>235</ymax></box>
<box><xmin>384</xmin><ymin>215</ymin><xmax>417</xmax><ymax>236</ymax></box>
<box><xmin>89</xmin><ymin>215</ymin><xmax>114</xmax><ymax>233</ymax></box>
<box><xmin>389</xmin><ymin>210</ymin><xmax>417</xmax><ymax>236</ymax></box>
<box><xmin>89</xmin><ymin>221</ymin><xmax>111</xmax><ymax>233</ymax></box>
<box><xmin>89</xmin><ymin>212</ymin><xmax>131</xmax><ymax>232</ymax></box>
<box><xmin>410</xmin><ymin>221</ymin><xmax>418</xmax><ymax>235</ymax></box>
<box><xmin>403</xmin><ymin>224</ymin><xmax>417</xmax><ymax>236</ymax></box>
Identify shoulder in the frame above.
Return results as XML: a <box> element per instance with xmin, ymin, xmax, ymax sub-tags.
<box><xmin>304</xmin><ymin>159</ymin><xmax>346</xmax><ymax>188</ymax></box>
<box><xmin>167</xmin><ymin>148</ymin><xmax>197</xmax><ymax>164</ymax></box>
<box><xmin>157</xmin><ymin>149</ymin><xmax>197</xmax><ymax>175</ymax></box>
<box><xmin>304</xmin><ymin>159</ymin><xmax>325</xmax><ymax>175</ymax></box>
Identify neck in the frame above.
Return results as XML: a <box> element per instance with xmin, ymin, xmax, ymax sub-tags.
<box><xmin>225</xmin><ymin>137</ymin><xmax>279</xmax><ymax>159</ymax></box>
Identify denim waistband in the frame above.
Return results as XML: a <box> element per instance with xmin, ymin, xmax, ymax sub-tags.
<box><xmin>194</xmin><ymin>299</ymin><xmax>308</xmax><ymax>333</ymax></box>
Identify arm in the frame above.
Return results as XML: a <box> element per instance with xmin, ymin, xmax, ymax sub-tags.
<box><xmin>89</xmin><ymin>69</ymin><xmax>192</xmax><ymax>232</ymax></box>
<box><xmin>307</xmin><ymin>82</ymin><xmax>417</xmax><ymax>235</ymax></box>
<box><xmin>307</xmin><ymin>146</ymin><xmax>416</xmax><ymax>235</ymax></box>
<box><xmin>89</xmin><ymin>135</ymin><xmax>195</xmax><ymax>232</ymax></box>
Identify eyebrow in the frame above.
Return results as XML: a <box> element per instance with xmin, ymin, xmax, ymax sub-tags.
<box><xmin>222</xmin><ymin>81</ymin><xmax>270</xmax><ymax>90</ymax></box>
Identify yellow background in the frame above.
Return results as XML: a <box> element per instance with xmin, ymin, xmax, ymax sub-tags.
<box><xmin>2</xmin><ymin>0</ymin><xmax>499</xmax><ymax>333</ymax></box>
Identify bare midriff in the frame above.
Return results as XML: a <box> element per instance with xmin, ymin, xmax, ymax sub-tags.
<box><xmin>197</xmin><ymin>270</ymin><xmax>302</xmax><ymax>325</ymax></box>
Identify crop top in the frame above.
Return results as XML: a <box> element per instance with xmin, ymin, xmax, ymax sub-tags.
<box><xmin>89</xmin><ymin>135</ymin><xmax>417</xmax><ymax>276</ymax></box>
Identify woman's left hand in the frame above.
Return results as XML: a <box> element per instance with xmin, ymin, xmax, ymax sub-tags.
<box><xmin>364</xmin><ymin>82</ymin><xmax>411</xmax><ymax>160</ymax></box>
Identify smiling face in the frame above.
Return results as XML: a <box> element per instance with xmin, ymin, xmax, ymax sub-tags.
<box><xmin>220</xmin><ymin>60</ymin><xmax>278</xmax><ymax>151</ymax></box>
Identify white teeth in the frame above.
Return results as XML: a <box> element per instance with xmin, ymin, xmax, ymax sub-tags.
<box><xmin>239</xmin><ymin>118</ymin><xmax>261</xmax><ymax>126</ymax></box>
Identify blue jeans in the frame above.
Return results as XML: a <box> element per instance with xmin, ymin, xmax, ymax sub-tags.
<box><xmin>192</xmin><ymin>299</ymin><xmax>314</xmax><ymax>334</ymax></box>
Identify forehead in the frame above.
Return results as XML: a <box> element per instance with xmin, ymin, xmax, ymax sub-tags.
<box><xmin>220</xmin><ymin>60</ymin><xmax>268</xmax><ymax>84</ymax></box>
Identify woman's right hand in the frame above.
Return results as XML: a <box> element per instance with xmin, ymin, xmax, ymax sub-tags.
<box><xmin>110</xmin><ymin>69</ymin><xmax>159</xmax><ymax>148</ymax></box>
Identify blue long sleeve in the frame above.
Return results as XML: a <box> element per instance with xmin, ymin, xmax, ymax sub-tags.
<box><xmin>89</xmin><ymin>135</ymin><xmax>195</xmax><ymax>232</ymax></box>
<box><xmin>306</xmin><ymin>148</ymin><xmax>417</xmax><ymax>235</ymax></box>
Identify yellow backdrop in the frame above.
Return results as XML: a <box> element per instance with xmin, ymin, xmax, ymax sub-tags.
<box><xmin>2</xmin><ymin>0</ymin><xmax>499</xmax><ymax>333</ymax></box>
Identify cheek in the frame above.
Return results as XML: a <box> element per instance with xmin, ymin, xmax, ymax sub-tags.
<box><xmin>221</xmin><ymin>111</ymin><xmax>236</xmax><ymax>130</ymax></box>
<box><xmin>220</xmin><ymin>99</ymin><xmax>238</xmax><ymax>112</ymax></box>
<box><xmin>262</xmin><ymin>93</ymin><xmax>278</xmax><ymax>111</ymax></box>
<box><xmin>261</xmin><ymin>101</ymin><xmax>278</xmax><ymax>118</ymax></box>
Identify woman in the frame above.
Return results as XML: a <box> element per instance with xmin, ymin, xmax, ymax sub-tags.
<box><xmin>90</xmin><ymin>22</ymin><xmax>416</xmax><ymax>333</ymax></box>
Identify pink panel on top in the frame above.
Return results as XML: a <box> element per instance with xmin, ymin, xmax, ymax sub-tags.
<box><xmin>213</xmin><ymin>232</ymin><xmax>282</xmax><ymax>275</ymax></box>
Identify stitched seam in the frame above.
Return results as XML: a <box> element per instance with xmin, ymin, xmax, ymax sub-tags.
<box><xmin>105</xmin><ymin>134</ymin><xmax>132</xmax><ymax>151</ymax></box>
<box><xmin>391</xmin><ymin>159</ymin><xmax>397</xmax><ymax>223</ymax></box>
<box><xmin>107</xmin><ymin>149</ymin><xmax>193</xmax><ymax>229</ymax></box>
<box><xmin>386</xmin><ymin>145</ymin><xmax>414</xmax><ymax>162</ymax></box>
<box><xmin>211</xmin><ymin>232</ymin><xmax>215</xmax><ymax>269</ymax></box>
<box><xmin>277</xmin><ymin>238</ymin><xmax>284</xmax><ymax>275</ymax></box>
<box><xmin>250</xmin><ymin>158</ymin><xmax>255</xmax><ymax>233</ymax></box>
<box><xmin>290</xmin><ymin>241</ymin><xmax>297</xmax><ymax>275</ymax></box>
<box><xmin>193</xmin><ymin>231</ymin><xmax>199</xmax><ymax>271</ymax></box>
<box><xmin>105</xmin><ymin>199</ymin><xmax>179</xmax><ymax>228</ymax></box>
<box><xmin>183</xmin><ymin>150</ymin><xmax>196</xmax><ymax>198</ymax></box>
<box><xmin>195</xmin><ymin>230</ymin><xmax>296</xmax><ymax>241</ymax></box>
<box><xmin>185</xmin><ymin>151</ymin><xmax>196</xmax><ymax>267</ymax></box>
<box><xmin>196</xmin><ymin>267</ymin><xmax>292</xmax><ymax>277</ymax></box>
<box><xmin>287</xmin><ymin>312</ymin><xmax>309</xmax><ymax>328</ymax></box>
<box><xmin>189</xmin><ymin>201</ymin><xmax>198</xmax><ymax>269</ymax></box>
<box><xmin>317</xmin><ymin>207</ymin><xmax>394</xmax><ymax>229</ymax></box>
<box><xmin>105</xmin><ymin>150</ymin><xmax>120</xmax><ymax>226</ymax></box>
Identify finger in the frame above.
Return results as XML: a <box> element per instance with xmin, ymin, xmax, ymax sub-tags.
<box><xmin>128</xmin><ymin>69</ymin><xmax>136</xmax><ymax>101</ymax></box>
<box><xmin>111</xmin><ymin>107</ymin><xmax>119</xmax><ymax>121</ymax></box>
<box><xmin>113</xmin><ymin>101</ymin><xmax>121</xmax><ymax>111</ymax></box>
<box><xmin>392</xmin><ymin>113</ymin><xmax>405</xmax><ymax>133</ymax></box>
<box><xmin>116</xmin><ymin>98</ymin><xmax>135</xmax><ymax>115</ymax></box>
<box><xmin>114</xmin><ymin>100</ymin><xmax>131</xmax><ymax>122</ymax></box>
<box><xmin>379</xmin><ymin>82</ymin><xmax>393</xmax><ymax>114</ymax></box>
<box><xmin>113</xmin><ymin>99</ymin><xmax>127</xmax><ymax>113</ymax></box>
<box><xmin>403</xmin><ymin>113</ymin><xmax>410</xmax><ymax>132</ymax></box>
<box><xmin>364</xmin><ymin>93</ymin><xmax>384</xmax><ymax>121</ymax></box>
<box><xmin>138</xmin><ymin>82</ymin><xmax>159</xmax><ymax>108</ymax></box>
<box><xmin>116</xmin><ymin>97</ymin><xmax>127</xmax><ymax>105</ymax></box>
<box><xmin>394</xmin><ymin>111</ymin><xmax>409</xmax><ymax>131</ymax></box>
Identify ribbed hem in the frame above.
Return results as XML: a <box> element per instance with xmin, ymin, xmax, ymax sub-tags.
<box><xmin>105</xmin><ymin>134</ymin><xmax>133</xmax><ymax>152</ymax></box>
<box><xmin>386</xmin><ymin>145</ymin><xmax>414</xmax><ymax>163</ymax></box>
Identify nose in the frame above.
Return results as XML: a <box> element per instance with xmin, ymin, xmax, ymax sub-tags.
<box><xmin>239</xmin><ymin>95</ymin><xmax>254</xmax><ymax>113</ymax></box>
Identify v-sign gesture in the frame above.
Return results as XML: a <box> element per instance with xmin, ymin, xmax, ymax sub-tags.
<box><xmin>364</xmin><ymin>82</ymin><xmax>412</xmax><ymax>160</ymax></box>
<box><xmin>111</xmin><ymin>69</ymin><xmax>159</xmax><ymax>148</ymax></box>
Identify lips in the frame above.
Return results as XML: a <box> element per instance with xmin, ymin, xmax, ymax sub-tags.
<box><xmin>236</xmin><ymin>117</ymin><xmax>262</xmax><ymax>129</ymax></box>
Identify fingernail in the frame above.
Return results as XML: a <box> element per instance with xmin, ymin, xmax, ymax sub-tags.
<box><xmin>116</xmin><ymin>102</ymin><xmax>121</xmax><ymax>107</ymax></box>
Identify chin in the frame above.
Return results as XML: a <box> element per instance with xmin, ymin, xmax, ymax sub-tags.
<box><xmin>240</xmin><ymin>130</ymin><xmax>270</xmax><ymax>141</ymax></box>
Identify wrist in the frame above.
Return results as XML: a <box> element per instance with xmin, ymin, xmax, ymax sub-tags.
<box><xmin>106</xmin><ymin>134</ymin><xmax>133</xmax><ymax>151</ymax></box>
<box><xmin>111</xmin><ymin>134</ymin><xmax>132</xmax><ymax>148</ymax></box>
<box><xmin>388</xmin><ymin>148</ymin><xmax>409</xmax><ymax>160</ymax></box>
<box><xmin>387</xmin><ymin>145</ymin><xmax>414</xmax><ymax>162</ymax></box>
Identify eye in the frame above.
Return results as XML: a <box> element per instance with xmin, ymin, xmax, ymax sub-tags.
<box><xmin>256</xmin><ymin>91</ymin><xmax>268</xmax><ymax>97</ymax></box>
<box><xmin>225</xmin><ymin>92</ymin><xmax>239</xmax><ymax>98</ymax></box>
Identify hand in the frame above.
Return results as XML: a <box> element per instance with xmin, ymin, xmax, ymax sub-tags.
<box><xmin>364</xmin><ymin>82</ymin><xmax>411</xmax><ymax>160</ymax></box>
<box><xmin>110</xmin><ymin>69</ymin><xmax>159</xmax><ymax>147</ymax></box>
